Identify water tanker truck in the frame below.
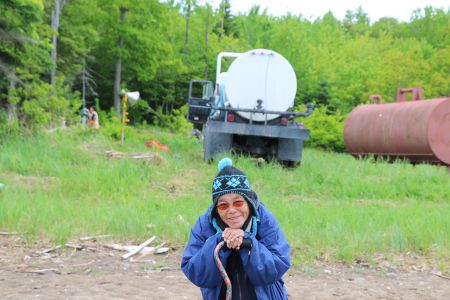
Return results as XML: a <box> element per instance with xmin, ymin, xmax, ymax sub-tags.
<box><xmin>187</xmin><ymin>49</ymin><xmax>313</xmax><ymax>165</ymax></box>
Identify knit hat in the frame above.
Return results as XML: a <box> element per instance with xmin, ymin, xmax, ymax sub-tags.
<box><xmin>212</xmin><ymin>158</ymin><xmax>260</xmax><ymax>217</ymax></box>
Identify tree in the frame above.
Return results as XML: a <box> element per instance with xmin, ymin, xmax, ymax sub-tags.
<box><xmin>55</xmin><ymin>0</ymin><xmax>102</xmax><ymax>107</ymax></box>
<box><xmin>0</xmin><ymin>0</ymin><xmax>50</xmax><ymax>123</ymax></box>
<box><xmin>183</xmin><ymin>0</ymin><xmax>192</xmax><ymax>54</ymax></box>
<box><xmin>233</xmin><ymin>5</ymin><xmax>272</xmax><ymax>48</ymax></box>
<box><xmin>342</xmin><ymin>6</ymin><xmax>370</xmax><ymax>36</ymax></box>
<box><xmin>50</xmin><ymin>0</ymin><xmax>65</xmax><ymax>87</ymax></box>
<box><xmin>113</xmin><ymin>6</ymin><xmax>126</xmax><ymax>116</ymax></box>
<box><xmin>217</xmin><ymin>0</ymin><xmax>235</xmax><ymax>38</ymax></box>
<box><xmin>93</xmin><ymin>0</ymin><xmax>172</xmax><ymax>114</ymax></box>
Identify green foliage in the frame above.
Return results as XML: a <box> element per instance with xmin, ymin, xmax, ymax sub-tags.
<box><xmin>98</xmin><ymin>107</ymin><xmax>121</xmax><ymax>139</ymax></box>
<box><xmin>0</xmin><ymin>0</ymin><xmax>449</xmax><ymax>151</ymax></box>
<box><xmin>234</xmin><ymin>6</ymin><xmax>273</xmax><ymax>48</ymax></box>
<box><xmin>153</xmin><ymin>104</ymin><xmax>193</xmax><ymax>135</ymax></box>
<box><xmin>0</xmin><ymin>109</ymin><xmax>21</xmax><ymax>140</ymax></box>
<box><xmin>0</xmin><ymin>0</ymin><xmax>74</xmax><ymax>132</ymax></box>
<box><xmin>127</xmin><ymin>99</ymin><xmax>151</xmax><ymax>124</ymax></box>
<box><xmin>297</xmin><ymin>105</ymin><xmax>345</xmax><ymax>152</ymax></box>
<box><xmin>16</xmin><ymin>77</ymin><xmax>79</xmax><ymax>130</ymax></box>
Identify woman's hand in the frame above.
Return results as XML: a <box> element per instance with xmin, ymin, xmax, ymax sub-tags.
<box><xmin>222</xmin><ymin>228</ymin><xmax>244</xmax><ymax>250</ymax></box>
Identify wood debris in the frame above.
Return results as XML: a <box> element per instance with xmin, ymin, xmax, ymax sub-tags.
<box><xmin>25</xmin><ymin>268</ymin><xmax>60</xmax><ymax>274</ymax></box>
<box><xmin>42</xmin><ymin>245</ymin><xmax>62</xmax><ymax>254</ymax></box>
<box><xmin>72</xmin><ymin>260</ymin><xmax>95</xmax><ymax>268</ymax></box>
<box><xmin>104</xmin><ymin>243</ymin><xmax>155</xmax><ymax>254</ymax></box>
<box><xmin>155</xmin><ymin>247</ymin><xmax>170</xmax><ymax>254</ymax></box>
<box><xmin>431</xmin><ymin>270</ymin><xmax>450</xmax><ymax>280</ymax></box>
<box><xmin>105</xmin><ymin>150</ymin><xmax>156</xmax><ymax>161</ymax></box>
<box><xmin>153</xmin><ymin>242</ymin><xmax>170</xmax><ymax>254</ymax></box>
<box><xmin>104</xmin><ymin>244</ymin><xmax>170</xmax><ymax>255</ymax></box>
<box><xmin>0</xmin><ymin>231</ymin><xmax>20</xmax><ymax>235</ymax></box>
<box><xmin>65</xmin><ymin>243</ymin><xmax>84</xmax><ymax>250</ymax></box>
<box><xmin>79</xmin><ymin>234</ymin><xmax>112</xmax><ymax>241</ymax></box>
<box><xmin>103</xmin><ymin>236</ymin><xmax>170</xmax><ymax>260</ymax></box>
<box><xmin>122</xmin><ymin>236</ymin><xmax>157</xmax><ymax>259</ymax></box>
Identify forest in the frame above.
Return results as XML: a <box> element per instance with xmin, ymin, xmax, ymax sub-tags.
<box><xmin>1</xmin><ymin>0</ymin><xmax>449</xmax><ymax>141</ymax></box>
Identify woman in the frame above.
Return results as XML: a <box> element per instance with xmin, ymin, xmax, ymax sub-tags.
<box><xmin>181</xmin><ymin>158</ymin><xmax>290</xmax><ymax>299</ymax></box>
<box><xmin>88</xmin><ymin>106</ymin><xmax>99</xmax><ymax>129</ymax></box>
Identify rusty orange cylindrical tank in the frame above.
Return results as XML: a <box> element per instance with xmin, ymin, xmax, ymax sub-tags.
<box><xmin>344</xmin><ymin>89</ymin><xmax>450</xmax><ymax>165</ymax></box>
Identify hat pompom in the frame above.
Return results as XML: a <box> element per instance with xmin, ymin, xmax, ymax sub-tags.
<box><xmin>218</xmin><ymin>157</ymin><xmax>232</xmax><ymax>171</ymax></box>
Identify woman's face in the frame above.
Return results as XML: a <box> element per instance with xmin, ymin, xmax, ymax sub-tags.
<box><xmin>216</xmin><ymin>193</ymin><xmax>250</xmax><ymax>229</ymax></box>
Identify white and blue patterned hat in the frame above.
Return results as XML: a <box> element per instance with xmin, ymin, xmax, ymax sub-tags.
<box><xmin>212</xmin><ymin>158</ymin><xmax>259</xmax><ymax>216</ymax></box>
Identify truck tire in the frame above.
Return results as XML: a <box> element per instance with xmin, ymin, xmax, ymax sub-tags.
<box><xmin>277</xmin><ymin>138</ymin><xmax>303</xmax><ymax>165</ymax></box>
<box><xmin>280</xmin><ymin>160</ymin><xmax>300</xmax><ymax>168</ymax></box>
<box><xmin>203</xmin><ymin>125</ymin><xmax>233</xmax><ymax>161</ymax></box>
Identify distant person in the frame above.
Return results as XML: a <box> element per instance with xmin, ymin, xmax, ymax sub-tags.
<box><xmin>181</xmin><ymin>158</ymin><xmax>291</xmax><ymax>299</ymax></box>
<box><xmin>88</xmin><ymin>106</ymin><xmax>99</xmax><ymax>129</ymax></box>
<box><xmin>81</xmin><ymin>106</ymin><xmax>89</xmax><ymax>127</ymax></box>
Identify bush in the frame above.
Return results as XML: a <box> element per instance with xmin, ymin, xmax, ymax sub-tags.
<box><xmin>128</xmin><ymin>100</ymin><xmax>151</xmax><ymax>125</ymax></box>
<box><xmin>153</xmin><ymin>104</ymin><xmax>192</xmax><ymax>135</ymax></box>
<box><xmin>13</xmin><ymin>77</ymin><xmax>80</xmax><ymax>130</ymax></box>
<box><xmin>296</xmin><ymin>104</ymin><xmax>346</xmax><ymax>152</ymax></box>
<box><xmin>0</xmin><ymin>110</ymin><xmax>22</xmax><ymax>141</ymax></box>
<box><xmin>98</xmin><ymin>108</ymin><xmax>122</xmax><ymax>139</ymax></box>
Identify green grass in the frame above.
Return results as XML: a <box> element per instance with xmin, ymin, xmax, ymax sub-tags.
<box><xmin>0</xmin><ymin>127</ymin><xmax>449</xmax><ymax>266</ymax></box>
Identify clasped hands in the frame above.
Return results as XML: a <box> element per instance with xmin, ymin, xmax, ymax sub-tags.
<box><xmin>222</xmin><ymin>228</ymin><xmax>244</xmax><ymax>250</ymax></box>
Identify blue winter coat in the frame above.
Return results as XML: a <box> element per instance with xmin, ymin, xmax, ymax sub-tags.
<box><xmin>181</xmin><ymin>203</ymin><xmax>290</xmax><ymax>299</ymax></box>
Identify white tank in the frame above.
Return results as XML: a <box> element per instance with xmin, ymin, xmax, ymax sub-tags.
<box><xmin>224</xmin><ymin>49</ymin><xmax>297</xmax><ymax>122</ymax></box>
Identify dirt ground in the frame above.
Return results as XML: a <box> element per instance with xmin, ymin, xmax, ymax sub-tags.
<box><xmin>1</xmin><ymin>235</ymin><xmax>449</xmax><ymax>300</ymax></box>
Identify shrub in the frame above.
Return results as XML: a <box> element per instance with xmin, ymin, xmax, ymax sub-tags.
<box><xmin>153</xmin><ymin>104</ymin><xmax>192</xmax><ymax>135</ymax></box>
<box><xmin>99</xmin><ymin>108</ymin><xmax>122</xmax><ymax>139</ymax></box>
<box><xmin>0</xmin><ymin>110</ymin><xmax>22</xmax><ymax>141</ymax></box>
<box><xmin>296</xmin><ymin>104</ymin><xmax>346</xmax><ymax>152</ymax></box>
<box><xmin>128</xmin><ymin>100</ymin><xmax>151</xmax><ymax>125</ymax></box>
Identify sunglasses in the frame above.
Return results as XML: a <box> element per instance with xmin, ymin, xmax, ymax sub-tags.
<box><xmin>216</xmin><ymin>200</ymin><xmax>246</xmax><ymax>211</ymax></box>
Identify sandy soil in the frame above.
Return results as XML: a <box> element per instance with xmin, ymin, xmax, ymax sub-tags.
<box><xmin>1</xmin><ymin>235</ymin><xmax>449</xmax><ymax>300</ymax></box>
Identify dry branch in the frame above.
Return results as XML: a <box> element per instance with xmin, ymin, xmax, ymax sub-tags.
<box><xmin>155</xmin><ymin>247</ymin><xmax>170</xmax><ymax>254</ymax></box>
<box><xmin>0</xmin><ymin>231</ymin><xmax>20</xmax><ymax>235</ymax></box>
<box><xmin>432</xmin><ymin>272</ymin><xmax>450</xmax><ymax>280</ymax></box>
<box><xmin>66</xmin><ymin>243</ymin><xmax>84</xmax><ymax>250</ymax></box>
<box><xmin>105</xmin><ymin>150</ymin><xmax>157</xmax><ymax>161</ymax></box>
<box><xmin>25</xmin><ymin>268</ymin><xmax>60</xmax><ymax>274</ymax></box>
<box><xmin>122</xmin><ymin>236</ymin><xmax>156</xmax><ymax>259</ymax></box>
<box><xmin>79</xmin><ymin>234</ymin><xmax>112</xmax><ymax>241</ymax></box>
<box><xmin>105</xmin><ymin>244</ymin><xmax>155</xmax><ymax>255</ymax></box>
<box><xmin>72</xmin><ymin>260</ymin><xmax>95</xmax><ymax>268</ymax></box>
<box><xmin>42</xmin><ymin>245</ymin><xmax>62</xmax><ymax>254</ymax></box>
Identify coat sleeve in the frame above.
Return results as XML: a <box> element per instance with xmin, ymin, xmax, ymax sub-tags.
<box><xmin>181</xmin><ymin>216</ymin><xmax>231</xmax><ymax>288</ymax></box>
<box><xmin>239</xmin><ymin>209</ymin><xmax>291</xmax><ymax>286</ymax></box>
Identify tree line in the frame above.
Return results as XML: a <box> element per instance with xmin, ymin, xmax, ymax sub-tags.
<box><xmin>0</xmin><ymin>0</ymin><xmax>449</xmax><ymax>133</ymax></box>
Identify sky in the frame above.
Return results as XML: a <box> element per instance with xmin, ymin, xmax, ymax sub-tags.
<box><xmin>209</xmin><ymin>0</ymin><xmax>449</xmax><ymax>22</ymax></box>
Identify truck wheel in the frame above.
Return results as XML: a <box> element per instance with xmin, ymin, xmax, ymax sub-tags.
<box><xmin>203</xmin><ymin>129</ymin><xmax>232</xmax><ymax>161</ymax></box>
<box><xmin>280</xmin><ymin>160</ymin><xmax>300</xmax><ymax>168</ymax></box>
